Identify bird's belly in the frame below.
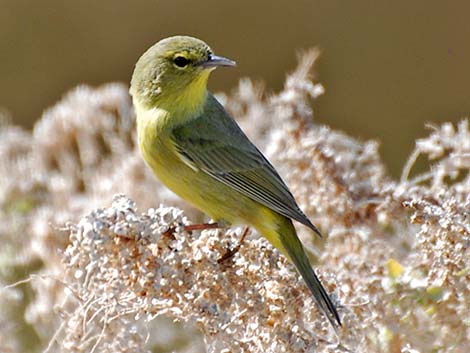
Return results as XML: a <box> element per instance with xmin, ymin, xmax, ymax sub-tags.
<box><xmin>141</xmin><ymin>136</ymin><xmax>261</xmax><ymax>225</ymax></box>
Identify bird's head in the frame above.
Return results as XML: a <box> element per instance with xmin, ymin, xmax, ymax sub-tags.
<box><xmin>130</xmin><ymin>36</ymin><xmax>235</xmax><ymax>112</ymax></box>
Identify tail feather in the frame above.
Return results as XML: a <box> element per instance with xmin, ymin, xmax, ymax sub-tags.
<box><xmin>279</xmin><ymin>218</ymin><xmax>341</xmax><ymax>329</ymax></box>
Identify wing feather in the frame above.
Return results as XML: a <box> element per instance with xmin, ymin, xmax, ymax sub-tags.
<box><xmin>171</xmin><ymin>94</ymin><xmax>320</xmax><ymax>235</ymax></box>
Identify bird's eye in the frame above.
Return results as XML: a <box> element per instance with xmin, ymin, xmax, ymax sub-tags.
<box><xmin>173</xmin><ymin>56</ymin><xmax>190</xmax><ymax>68</ymax></box>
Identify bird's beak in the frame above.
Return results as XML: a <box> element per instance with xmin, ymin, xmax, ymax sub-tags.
<box><xmin>201</xmin><ymin>54</ymin><xmax>236</xmax><ymax>68</ymax></box>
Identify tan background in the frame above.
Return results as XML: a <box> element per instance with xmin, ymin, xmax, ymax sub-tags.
<box><xmin>1</xmin><ymin>0</ymin><xmax>469</xmax><ymax>176</ymax></box>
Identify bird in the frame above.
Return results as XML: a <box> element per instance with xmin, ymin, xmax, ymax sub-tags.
<box><xmin>130</xmin><ymin>35</ymin><xmax>341</xmax><ymax>328</ymax></box>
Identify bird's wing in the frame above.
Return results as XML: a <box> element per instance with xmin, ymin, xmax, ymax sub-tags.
<box><xmin>170</xmin><ymin>94</ymin><xmax>320</xmax><ymax>235</ymax></box>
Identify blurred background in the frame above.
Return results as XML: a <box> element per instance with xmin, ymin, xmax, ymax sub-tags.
<box><xmin>1</xmin><ymin>0</ymin><xmax>469</xmax><ymax>177</ymax></box>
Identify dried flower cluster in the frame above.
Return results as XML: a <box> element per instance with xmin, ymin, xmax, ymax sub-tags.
<box><xmin>60</xmin><ymin>195</ymin><xmax>356</xmax><ymax>353</ymax></box>
<box><xmin>0</xmin><ymin>84</ymin><xmax>199</xmax><ymax>353</ymax></box>
<box><xmin>1</xmin><ymin>51</ymin><xmax>469</xmax><ymax>353</ymax></box>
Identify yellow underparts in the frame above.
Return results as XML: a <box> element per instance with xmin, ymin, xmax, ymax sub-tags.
<box><xmin>135</xmin><ymin>123</ymin><xmax>291</xmax><ymax>258</ymax></box>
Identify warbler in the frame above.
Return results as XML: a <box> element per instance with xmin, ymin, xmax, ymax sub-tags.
<box><xmin>130</xmin><ymin>36</ymin><xmax>341</xmax><ymax>328</ymax></box>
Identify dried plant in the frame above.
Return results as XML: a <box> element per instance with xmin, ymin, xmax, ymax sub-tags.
<box><xmin>1</xmin><ymin>50</ymin><xmax>469</xmax><ymax>353</ymax></box>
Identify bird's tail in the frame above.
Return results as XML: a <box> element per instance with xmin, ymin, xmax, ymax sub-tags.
<box><xmin>277</xmin><ymin>217</ymin><xmax>341</xmax><ymax>329</ymax></box>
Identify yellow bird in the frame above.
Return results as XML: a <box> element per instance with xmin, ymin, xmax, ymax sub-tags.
<box><xmin>130</xmin><ymin>36</ymin><xmax>341</xmax><ymax>328</ymax></box>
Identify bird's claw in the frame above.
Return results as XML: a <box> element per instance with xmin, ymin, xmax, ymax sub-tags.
<box><xmin>217</xmin><ymin>227</ymin><xmax>250</xmax><ymax>264</ymax></box>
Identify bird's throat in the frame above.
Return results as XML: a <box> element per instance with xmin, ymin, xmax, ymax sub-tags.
<box><xmin>157</xmin><ymin>70</ymin><xmax>211</xmax><ymax>124</ymax></box>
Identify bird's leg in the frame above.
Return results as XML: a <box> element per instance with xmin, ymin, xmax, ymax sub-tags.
<box><xmin>217</xmin><ymin>227</ymin><xmax>250</xmax><ymax>264</ymax></box>
<box><xmin>183</xmin><ymin>222</ymin><xmax>220</xmax><ymax>232</ymax></box>
<box><xmin>164</xmin><ymin>221</ymin><xmax>223</xmax><ymax>240</ymax></box>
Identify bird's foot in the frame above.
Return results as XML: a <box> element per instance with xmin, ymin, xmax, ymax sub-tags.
<box><xmin>217</xmin><ymin>227</ymin><xmax>250</xmax><ymax>263</ymax></box>
<box><xmin>162</xmin><ymin>223</ymin><xmax>221</xmax><ymax>250</ymax></box>
<box><xmin>162</xmin><ymin>226</ymin><xmax>176</xmax><ymax>239</ymax></box>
